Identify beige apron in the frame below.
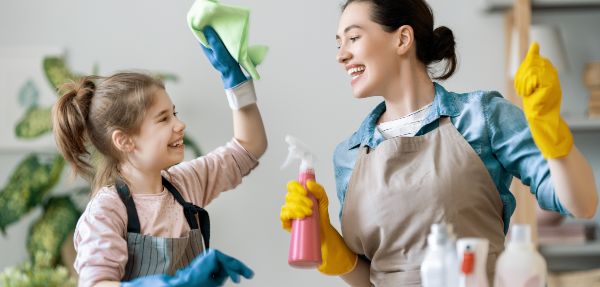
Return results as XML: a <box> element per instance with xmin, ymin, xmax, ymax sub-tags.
<box><xmin>341</xmin><ymin>117</ymin><xmax>505</xmax><ymax>286</ymax></box>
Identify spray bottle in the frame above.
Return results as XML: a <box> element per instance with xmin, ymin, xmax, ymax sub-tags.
<box><xmin>281</xmin><ymin>135</ymin><xmax>322</xmax><ymax>267</ymax></box>
<box><xmin>421</xmin><ymin>223</ymin><xmax>459</xmax><ymax>287</ymax></box>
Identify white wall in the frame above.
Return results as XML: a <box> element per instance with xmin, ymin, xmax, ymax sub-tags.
<box><xmin>0</xmin><ymin>0</ymin><xmax>598</xmax><ymax>286</ymax></box>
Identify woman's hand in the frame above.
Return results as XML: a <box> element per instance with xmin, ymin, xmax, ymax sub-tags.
<box><xmin>280</xmin><ymin>180</ymin><xmax>358</xmax><ymax>276</ymax></box>
<box><xmin>514</xmin><ymin>42</ymin><xmax>572</xmax><ymax>159</ymax></box>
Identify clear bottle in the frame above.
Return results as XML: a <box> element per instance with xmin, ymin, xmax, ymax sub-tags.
<box><xmin>422</xmin><ymin>223</ymin><xmax>459</xmax><ymax>287</ymax></box>
<box><xmin>494</xmin><ymin>224</ymin><xmax>547</xmax><ymax>287</ymax></box>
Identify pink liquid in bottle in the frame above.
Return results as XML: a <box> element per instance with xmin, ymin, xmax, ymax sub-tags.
<box><xmin>288</xmin><ymin>168</ymin><xmax>322</xmax><ymax>267</ymax></box>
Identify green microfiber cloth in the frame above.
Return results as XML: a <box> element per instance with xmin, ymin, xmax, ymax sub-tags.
<box><xmin>187</xmin><ymin>0</ymin><xmax>268</xmax><ymax>80</ymax></box>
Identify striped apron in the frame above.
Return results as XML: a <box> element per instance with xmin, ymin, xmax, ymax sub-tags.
<box><xmin>341</xmin><ymin>117</ymin><xmax>506</xmax><ymax>286</ymax></box>
<box><xmin>116</xmin><ymin>177</ymin><xmax>211</xmax><ymax>281</ymax></box>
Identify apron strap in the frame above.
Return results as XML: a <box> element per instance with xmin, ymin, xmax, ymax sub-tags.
<box><xmin>115</xmin><ymin>178</ymin><xmax>142</xmax><ymax>234</ymax></box>
<box><xmin>161</xmin><ymin>177</ymin><xmax>211</xmax><ymax>249</ymax></box>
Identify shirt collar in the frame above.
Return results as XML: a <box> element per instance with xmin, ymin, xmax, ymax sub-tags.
<box><xmin>347</xmin><ymin>82</ymin><xmax>460</xmax><ymax>150</ymax></box>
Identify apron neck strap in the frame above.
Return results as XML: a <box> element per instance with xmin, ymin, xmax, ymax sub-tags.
<box><xmin>161</xmin><ymin>177</ymin><xmax>211</xmax><ymax>249</ymax></box>
<box><xmin>115</xmin><ymin>178</ymin><xmax>141</xmax><ymax>234</ymax></box>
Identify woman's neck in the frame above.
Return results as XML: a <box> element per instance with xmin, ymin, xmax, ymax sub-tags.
<box><xmin>119</xmin><ymin>162</ymin><xmax>163</xmax><ymax>195</ymax></box>
<box><xmin>379</xmin><ymin>61</ymin><xmax>435</xmax><ymax>124</ymax></box>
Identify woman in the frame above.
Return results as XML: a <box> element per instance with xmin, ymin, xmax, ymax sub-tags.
<box><xmin>280</xmin><ymin>0</ymin><xmax>597</xmax><ymax>286</ymax></box>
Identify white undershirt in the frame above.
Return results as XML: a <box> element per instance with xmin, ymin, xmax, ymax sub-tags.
<box><xmin>377</xmin><ymin>102</ymin><xmax>433</xmax><ymax>139</ymax></box>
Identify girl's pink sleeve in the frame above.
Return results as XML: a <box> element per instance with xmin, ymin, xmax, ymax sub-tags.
<box><xmin>166</xmin><ymin>138</ymin><xmax>259</xmax><ymax>207</ymax></box>
<box><xmin>73</xmin><ymin>188</ymin><xmax>128</xmax><ymax>287</ymax></box>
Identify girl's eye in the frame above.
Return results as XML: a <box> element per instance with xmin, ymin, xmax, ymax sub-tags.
<box><xmin>173</xmin><ymin>112</ymin><xmax>179</xmax><ymax>117</ymax></box>
<box><xmin>160</xmin><ymin>117</ymin><xmax>168</xmax><ymax>122</ymax></box>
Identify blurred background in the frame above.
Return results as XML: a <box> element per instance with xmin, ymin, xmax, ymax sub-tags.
<box><xmin>1</xmin><ymin>0</ymin><xmax>599</xmax><ymax>286</ymax></box>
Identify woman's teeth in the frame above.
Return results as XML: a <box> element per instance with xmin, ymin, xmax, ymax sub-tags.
<box><xmin>348</xmin><ymin>66</ymin><xmax>365</xmax><ymax>79</ymax></box>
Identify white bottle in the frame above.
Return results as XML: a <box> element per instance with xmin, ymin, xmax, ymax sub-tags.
<box><xmin>421</xmin><ymin>223</ymin><xmax>459</xmax><ymax>287</ymax></box>
<box><xmin>457</xmin><ymin>238</ymin><xmax>489</xmax><ymax>287</ymax></box>
<box><xmin>494</xmin><ymin>224</ymin><xmax>547</xmax><ymax>287</ymax></box>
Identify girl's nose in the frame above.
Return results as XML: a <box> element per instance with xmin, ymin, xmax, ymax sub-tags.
<box><xmin>175</xmin><ymin>117</ymin><xmax>186</xmax><ymax>132</ymax></box>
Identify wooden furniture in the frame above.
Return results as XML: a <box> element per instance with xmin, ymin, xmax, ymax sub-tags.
<box><xmin>503</xmin><ymin>0</ymin><xmax>539</xmax><ymax>243</ymax></box>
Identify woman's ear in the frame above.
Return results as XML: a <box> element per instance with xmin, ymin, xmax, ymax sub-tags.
<box><xmin>112</xmin><ymin>130</ymin><xmax>134</xmax><ymax>153</ymax></box>
<box><xmin>395</xmin><ymin>25</ymin><xmax>414</xmax><ymax>56</ymax></box>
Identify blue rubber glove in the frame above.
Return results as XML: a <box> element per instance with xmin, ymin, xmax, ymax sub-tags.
<box><xmin>121</xmin><ymin>249</ymin><xmax>254</xmax><ymax>287</ymax></box>
<box><xmin>201</xmin><ymin>26</ymin><xmax>248</xmax><ymax>89</ymax></box>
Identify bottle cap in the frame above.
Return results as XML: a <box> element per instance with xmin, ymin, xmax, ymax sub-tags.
<box><xmin>510</xmin><ymin>224</ymin><xmax>532</xmax><ymax>244</ymax></box>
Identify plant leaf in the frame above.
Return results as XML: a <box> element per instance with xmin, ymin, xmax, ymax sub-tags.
<box><xmin>0</xmin><ymin>153</ymin><xmax>65</xmax><ymax>233</ymax></box>
<box><xmin>183</xmin><ymin>135</ymin><xmax>202</xmax><ymax>157</ymax></box>
<box><xmin>18</xmin><ymin>79</ymin><xmax>39</xmax><ymax>108</ymax></box>
<box><xmin>43</xmin><ymin>57</ymin><xmax>77</xmax><ymax>92</ymax></box>
<box><xmin>27</xmin><ymin>196</ymin><xmax>81</xmax><ymax>266</ymax></box>
<box><xmin>15</xmin><ymin>106</ymin><xmax>52</xmax><ymax>139</ymax></box>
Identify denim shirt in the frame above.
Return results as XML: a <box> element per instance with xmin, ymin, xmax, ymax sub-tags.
<box><xmin>333</xmin><ymin>83</ymin><xmax>570</xmax><ymax>234</ymax></box>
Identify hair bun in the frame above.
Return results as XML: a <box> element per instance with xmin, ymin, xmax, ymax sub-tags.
<box><xmin>431</xmin><ymin>26</ymin><xmax>455</xmax><ymax>62</ymax></box>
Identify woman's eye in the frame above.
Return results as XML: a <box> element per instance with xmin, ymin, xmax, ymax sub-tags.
<box><xmin>350</xmin><ymin>36</ymin><xmax>360</xmax><ymax>42</ymax></box>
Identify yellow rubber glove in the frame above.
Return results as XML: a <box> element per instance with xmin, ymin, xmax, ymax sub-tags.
<box><xmin>280</xmin><ymin>180</ymin><xmax>358</xmax><ymax>275</ymax></box>
<box><xmin>514</xmin><ymin>42</ymin><xmax>573</xmax><ymax>158</ymax></box>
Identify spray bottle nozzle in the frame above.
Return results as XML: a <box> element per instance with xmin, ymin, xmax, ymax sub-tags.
<box><xmin>281</xmin><ymin>135</ymin><xmax>317</xmax><ymax>171</ymax></box>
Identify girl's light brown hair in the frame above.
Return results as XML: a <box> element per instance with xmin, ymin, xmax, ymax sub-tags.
<box><xmin>52</xmin><ymin>72</ymin><xmax>164</xmax><ymax>195</ymax></box>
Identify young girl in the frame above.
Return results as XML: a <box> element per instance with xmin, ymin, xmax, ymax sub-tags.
<box><xmin>53</xmin><ymin>27</ymin><xmax>266</xmax><ymax>287</ymax></box>
<box><xmin>280</xmin><ymin>0</ymin><xmax>597</xmax><ymax>286</ymax></box>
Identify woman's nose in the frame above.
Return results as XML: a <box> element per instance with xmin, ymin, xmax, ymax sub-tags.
<box><xmin>336</xmin><ymin>47</ymin><xmax>351</xmax><ymax>64</ymax></box>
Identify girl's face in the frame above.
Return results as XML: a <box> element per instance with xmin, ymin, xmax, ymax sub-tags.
<box><xmin>130</xmin><ymin>89</ymin><xmax>186</xmax><ymax>172</ymax></box>
<box><xmin>336</xmin><ymin>2</ymin><xmax>400</xmax><ymax>98</ymax></box>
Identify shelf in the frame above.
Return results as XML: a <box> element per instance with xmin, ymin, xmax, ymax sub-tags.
<box><xmin>566</xmin><ymin>117</ymin><xmax>600</xmax><ymax>132</ymax></box>
<box><xmin>540</xmin><ymin>241</ymin><xmax>600</xmax><ymax>257</ymax></box>
<box><xmin>485</xmin><ymin>0</ymin><xmax>600</xmax><ymax>13</ymax></box>
<box><xmin>539</xmin><ymin>241</ymin><xmax>600</xmax><ymax>271</ymax></box>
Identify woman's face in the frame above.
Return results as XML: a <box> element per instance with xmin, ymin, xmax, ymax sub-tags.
<box><xmin>336</xmin><ymin>1</ymin><xmax>399</xmax><ymax>98</ymax></box>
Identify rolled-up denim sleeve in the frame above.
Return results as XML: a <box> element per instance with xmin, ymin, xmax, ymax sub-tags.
<box><xmin>333</xmin><ymin>138</ymin><xmax>358</xmax><ymax>221</ymax></box>
<box><xmin>483</xmin><ymin>91</ymin><xmax>570</xmax><ymax>215</ymax></box>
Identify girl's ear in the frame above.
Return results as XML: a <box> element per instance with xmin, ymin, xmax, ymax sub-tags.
<box><xmin>395</xmin><ymin>25</ymin><xmax>414</xmax><ymax>56</ymax></box>
<box><xmin>112</xmin><ymin>130</ymin><xmax>134</xmax><ymax>153</ymax></box>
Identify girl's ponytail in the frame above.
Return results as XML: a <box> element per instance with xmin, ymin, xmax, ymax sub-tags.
<box><xmin>52</xmin><ymin>76</ymin><xmax>98</xmax><ymax>181</ymax></box>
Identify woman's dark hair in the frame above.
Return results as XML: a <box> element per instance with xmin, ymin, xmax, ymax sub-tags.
<box><xmin>342</xmin><ymin>0</ymin><xmax>457</xmax><ymax>80</ymax></box>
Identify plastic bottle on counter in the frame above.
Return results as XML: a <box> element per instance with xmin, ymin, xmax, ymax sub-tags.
<box><xmin>457</xmin><ymin>238</ymin><xmax>489</xmax><ymax>287</ymax></box>
<box><xmin>421</xmin><ymin>223</ymin><xmax>459</xmax><ymax>287</ymax></box>
<box><xmin>494</xmin><ymin>224</ymin><xmax>547</xmax><ymax>287</ymax></box>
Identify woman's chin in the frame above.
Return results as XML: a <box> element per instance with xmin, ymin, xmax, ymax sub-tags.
<box><xmin>352</xmin><ymin>88</ymin><xmax>373</xmax><ymax>99</ymax></box>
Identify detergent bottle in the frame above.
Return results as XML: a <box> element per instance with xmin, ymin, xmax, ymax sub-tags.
<box><xmin>281</xmin><ymin>135</ymin><xmax>322</xmax><ymax>267</ymax></box>
<box><xmin>494</xmin><ymin>224</ymin><xmax>547</xmax><ymax>287</ymax></box>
